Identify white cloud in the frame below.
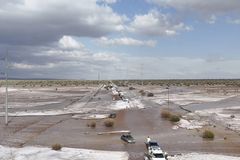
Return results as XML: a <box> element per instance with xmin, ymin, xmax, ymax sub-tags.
<box><xmin>207</xmin><ymin>15</ymin><xmax>217</xmax><ymax>24</ymax></box>
<box><xmin>37</xmin><ymin>49</ymin><xmax>119</xmax><ymax>63</ymax></box>
<box><xmin>118</xmin><ymin>56</ymin><xmax>240</xmax><ymax>79</ymax></box>
<box><xmin>148</xmin><ymin>0</ymin><xmax>240</xmax><ymax>23</ymax></box>
<box><xmin>9</xmin><ymin>34</ymin><xmax>121</xmax><ymax>79</ymax></box>
<box><xmin>59</xmin><ymin>36</ymin><xmax>84</xmax><ymax>49</ymax></box>
<box><xmin>98</xmin><ymin>37</ymin><xmax>156</xmax><ymax>47</ymax></box>
<box><xmin>41</xmin><ymin>50</ymin><xmax>89</xmax><ymax>60</ymax></box>
<box><xmin>0</xmin><ymin>0</ymin><xmax>126</xmax><ymax>45</ymax></box>
<box><xmin>228</xmin><ymin>19</ymin><xmax>240</xmax><ymax>24</ymax></box>
<box><xmin>12</xmin><ymin>63</ymin><xmax>56</xmax><ymax>70</ymax></box>
<box><xmin>98</xmin><ymin>0</ymin><xmax>118</xmax><ymax>4</ymax></box>
<box><xmin>7</xmin><ymin>45</ymin><xmax>240</xmax><ymax>79</ymax></box>
<box><xmin>149</xmin><ymin>0</ymin><xmax>240</xmax><ymax>14</ymax></box>
<box><xmin>93</xmin><ymin>52</ymin><xmax>120</xmax><ymax>61</ymax></box>
<box><xmin>129</xmin><ymin>10</ymin><xmax>191</xmax><ymax>36</ymax></box>
<box><xmin>9</xmin><ymin>49</ymin><xmax>120</xmax><ymax>79</ymax></box>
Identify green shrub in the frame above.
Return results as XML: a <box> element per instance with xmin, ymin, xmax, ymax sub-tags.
<box><xmin>170</xmin><ymin>115</ymin><xmax>180</xmax><ymax>122</ymax></box>
<box><xmin>202</xmin><ymin>130</ymin><xmax>215</xmax><ymax>139</ymax></box>
<box><xmin>52</xmin><ymin>144</ymin><xmax>62</xmax><ymax>151</ymax></box>
<box><xmin>104</xmin><ymin>119</ymin><xmax>114</xmax><ymax>127</ymax></box>
<box><xmin>161</xmin><ymin>110</ymin><xmax>171</xmax><ymax>119</ymax></box>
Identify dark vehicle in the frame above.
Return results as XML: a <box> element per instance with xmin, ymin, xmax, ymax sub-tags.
<box><xmin>121</xmin><ymin>134</ymin><xmax>136</xmax><ymax>143</ymax></box>
<box><xmin>109</xmin><ymin>113</ymin><xmax>116</xmax><ymax>118</ymax></box>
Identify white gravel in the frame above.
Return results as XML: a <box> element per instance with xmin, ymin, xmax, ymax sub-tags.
<box><xmin>0</xmin><ymin>145</ymin><xmax>129</xmax><ymax>160</ymax></box>
<box><xmin>196</xmin><ymin>106</ymin><xmax>240</xmax><ymax>132</ymax></box>
<box><xmin>176</xmin><ymin>119</ymin><xmax>208</xmax><ymax>130</ymax></box>
<box><xmin>169</xmin><ymin>153</ymin><xmax>240</xmax><ymax>160</ymax></box>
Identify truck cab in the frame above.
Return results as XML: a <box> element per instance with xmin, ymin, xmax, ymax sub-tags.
<box><xmin>145</xmin><ymin>141</ymin><xmax>167</xmax><ymax>160</ymax></box>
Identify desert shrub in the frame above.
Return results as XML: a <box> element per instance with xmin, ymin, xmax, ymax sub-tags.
<box><xmin>129</xmin><ymin>87</ymin><xmax>135</xmax><ymax>90</ymax></box>
<box><xmin>161</xmin><ymin>110</ymin><xmax>171</xmax><ymax>119</ymax></box>
<box><xmin>139</xmin><ymin>90</ymin><xmax>146</xmax><ymax>96</ymax></box>
<box><xmin>87</xmin><ymin>121</ymin><xmax>96</xmax><ymax>128</ymax></box>
<box><xmin>202</xmin><ymin>130</ymin><xmax>215</xmax><ymax>139</ymax></box>
<box><xmin>139</xmin><ymin>90</ymin><xmax>144</xmax><ymax>93</ymax></box>
<box><xmin>104</xmin><ymin>119</ymin><xmax>114</xmax><ymax>127</ymax></box>
<box><xmin>170</xmin><ymin>115</ymin><xmax>180</xmax><ymax>122</ymax></box>
<box><xmin>52</xmin><ymin>143</ymin><xmax>62</xmax><ymax>151</ymax></box>
<box><xmin>147</xmin><ymin>92</ymin><xmax>154</xmax><ymax>97</ymax></box>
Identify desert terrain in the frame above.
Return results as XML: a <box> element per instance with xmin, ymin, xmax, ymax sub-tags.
<box><xmin>0</xmin><ymin>80</ymin><xmax>240</xmax><ymax>160</ymax></box>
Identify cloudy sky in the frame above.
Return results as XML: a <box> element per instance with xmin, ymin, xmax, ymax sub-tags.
<box><xmin>0</xmin><ymin>0</ymin><xmax>240</xmax><ymax>80</ymax></box>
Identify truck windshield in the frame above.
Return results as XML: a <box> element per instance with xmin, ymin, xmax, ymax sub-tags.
<box><xmin>149</xmin><ymin>142</ymin><xmax>159</xmax><ymax>146</ymax></box>
<box><xmin>153</xmin><ymin>154</ymin><xmax>164</xmax><ymax>158</ymax></box>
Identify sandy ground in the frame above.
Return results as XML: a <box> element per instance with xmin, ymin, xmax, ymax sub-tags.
<box><xmin>0</xmin><ymin>84</ymin><xmax>240</xmax><ymax>159</ymax></box>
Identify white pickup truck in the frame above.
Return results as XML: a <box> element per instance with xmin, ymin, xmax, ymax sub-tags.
<box><xmin>144</xmin><ymin>141</ymin><xmax>168</xmax><ymax>160</ymax></box>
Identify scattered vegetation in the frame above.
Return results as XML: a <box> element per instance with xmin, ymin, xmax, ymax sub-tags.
<box><xmin>129</xmin><ymin>87</ymin><xmax>135</xmax><ymax>90</ymax></box>
<box><xmin>202</xmin><ymin>130</ymin><xmax>215</xmax><ymax>139</ymax></box>
<box><xmin>147</xmin><ymin>92</ymin><xmax>154</xmax><ymax>97</ymax></box>
<box><xmin>51</xmin><ymin>143</ymin><xmax>62</xmax><ymax>151</ymax></box>
<box><xmin>139</xmin><ymin>90</ymin><xmax>146</xmax><ymax>96</ymax></box>
<box><xmin>104</xmin><ymin>119</ymin><xmax>115</xmax><ymax>127</ymax></box>
<box><xmin>161</xmin><ymin>110</ymin><xmax>180</xmax><ymax>123</ymax></box>
<box><xmin>87</xmin><ymin>121</ymin><xmax>96</xmax><ymax>128</ymax></box>
<box><xmin>170</xmin><ymin>114</ymin><xmax>180</xmax><ymax>122</ymax></box>
<box><xmin>2</xmin><ymin>79</ymin><xmax>240</xmax><ymax>88</ymax></box>
<box><xmin>161</xmin><ymin>110</ymin><xmax>171</xmax><ymax>119</ymax></box>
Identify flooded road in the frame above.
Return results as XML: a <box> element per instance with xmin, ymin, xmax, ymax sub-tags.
<box><xmin>1</xmin><ymin>106</ymin><xmax>238</xmax><ymax>160</ymax></box>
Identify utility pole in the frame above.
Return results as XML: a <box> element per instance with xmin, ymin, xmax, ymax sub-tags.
<box><xmin>5</xmin><ymin>51</ymin><xmax>9</xmax><ymax>125</ymax></box>
<box><xmin>140</xmin><ymin>63</ymin><xmax>144</xmax><ymax>86</ymax></box>
<box><xmin>166</xmin><ymin>85</ymin><xmax>169</xmax><ymax>110</ymax></box>
<box><xmin>98</xmin><ymin>72</ymin><xmax>100</xmax><ymax>81</ymax></box>
<box><xmin>126</xmin><ymin>64</ymin><xmax>129</xmax><ymax>80</ymax></box>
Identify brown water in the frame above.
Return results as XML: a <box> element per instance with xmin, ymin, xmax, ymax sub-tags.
<box><xmin>1</xmin><ymin>107</ymin><xmax>236</xmax><ymax>159</ymax></box>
